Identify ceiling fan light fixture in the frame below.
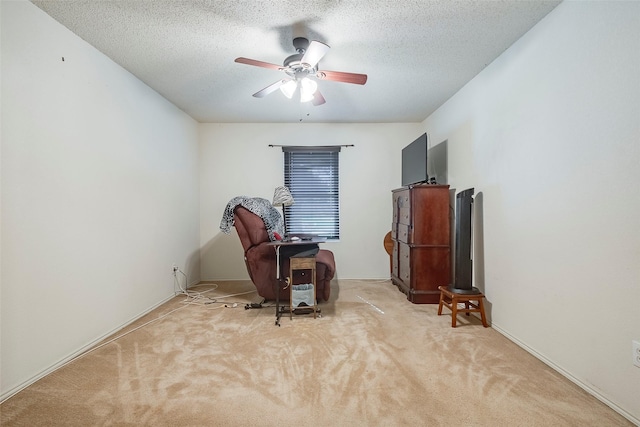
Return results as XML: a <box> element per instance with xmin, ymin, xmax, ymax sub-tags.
<box><xmin>280</xmin><ymin>80</ymin><xmax>297</xmax><ymax>99</ymax></box>
<box><xmin>299</xmin><ymin>78</ymin><xmax>318</xmax><ymax>103</ymax></box>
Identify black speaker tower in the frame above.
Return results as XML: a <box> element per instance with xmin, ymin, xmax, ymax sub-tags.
<box><xmin>448</xmin><ymin>188</ymin><xmax>479</xmax><ymax>295</ymax></box>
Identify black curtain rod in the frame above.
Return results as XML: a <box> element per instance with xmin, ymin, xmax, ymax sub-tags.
<box><xmin>268</xmin><ymin>144</ymin><xmax>354</xmax><ymax>148</ymax></box>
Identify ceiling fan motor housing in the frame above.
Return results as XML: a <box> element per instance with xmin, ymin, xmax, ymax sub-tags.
<box><xmin>283</xmin><ymin>53</ymin><xmax>304</xmax><ymax>67</ymax></box>
<box><xmin>283</xmin><ymin>37</ymin><xmax>317</xmax><ymax>77</ymax></box>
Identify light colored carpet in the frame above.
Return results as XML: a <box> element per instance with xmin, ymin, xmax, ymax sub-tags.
<box><xmin>0</xmin><ymin>280</ymin><xmax>632</xmax><ymax>426</ymax></box>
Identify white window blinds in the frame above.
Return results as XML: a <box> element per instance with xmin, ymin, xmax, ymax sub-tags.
<box><xmin>283</xmin><ymin>146</ymin><xmax>340</xmax><ymax>239</ymax></box>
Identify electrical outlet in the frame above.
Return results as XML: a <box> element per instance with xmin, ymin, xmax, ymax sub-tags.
<box><xmin>633</xmin><ymin>340</ymin><xmax>640</xmax><ymax>368</ymax></box>
<box><xmin>172</xmin><ymin>264</ymin><xmax>179</xmax><ymax>273</ymax></box>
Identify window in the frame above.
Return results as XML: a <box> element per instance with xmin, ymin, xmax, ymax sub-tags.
<box><xmin>283</xmin><ymin>146</ymin><xmax>340</xmax><ymax>239</ymax></box>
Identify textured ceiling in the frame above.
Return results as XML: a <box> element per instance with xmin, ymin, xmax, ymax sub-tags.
<box><xmin>31</xmin><ymin>0</ymin><xmax>561</xmax><ymax>123</ymax></box>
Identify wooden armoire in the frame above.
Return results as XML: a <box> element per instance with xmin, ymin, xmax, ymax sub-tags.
<box><xmin>391</xmin><ymin>185</ymin><xmax>451</xmax><ymax>304</ymax></box>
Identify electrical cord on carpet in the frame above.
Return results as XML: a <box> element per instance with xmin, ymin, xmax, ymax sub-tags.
<box><xmin>174</xmin><ymin>268</ymin><xmax>219</xmax><ymax>300</ymax></box>
<box><xmin>52</xmin><ymin>303</ymin><xmax>192</xmax><ymax>373</ymax></box>
<box><xmin>173</xmin><ymin>267</ymin><xmax>257</xmax><ymax>309</ymax></box>
<box><xmin>55</xmin><ymin>272</ymin><xmax>259</xmax><ymax>371</ymax></box>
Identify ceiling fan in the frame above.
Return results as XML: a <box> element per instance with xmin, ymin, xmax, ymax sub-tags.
<box><xmin>235</xmin><ymin>37</ymin><xmax>367</xmax><ymax>106</ymax></box>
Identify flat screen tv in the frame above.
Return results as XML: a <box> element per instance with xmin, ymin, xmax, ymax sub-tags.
<box><xmin>401</xmin><ymin>133</ymin><xmax>428</xmax><ymax>187</ymax></box>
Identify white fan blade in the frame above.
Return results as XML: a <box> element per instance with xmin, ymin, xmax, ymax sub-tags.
<box><xmin>301</xmin><ymin>41</ymin><xmax>330</xmax><ymax>69</ymax></box>
<box><xmin>252</xmin><ymin>79</ymin><xmax>291</xmax><ymax>98</ymax></box>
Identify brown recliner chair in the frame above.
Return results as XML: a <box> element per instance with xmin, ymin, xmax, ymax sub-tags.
<box><xmin>233</xmin><ymin>206</ymin><xmax>336</xmax><ymax>302</ymax></box>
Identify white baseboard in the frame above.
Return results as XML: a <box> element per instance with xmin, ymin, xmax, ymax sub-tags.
<box><xmin>0</xmin><ymin>293</ymin><xmax>176</xmax><ymax>403</ymax></box>
<box><xmin>492</xmin><ymin>323</ymin><xmax>640</xmax><ymax>426</ymax></box>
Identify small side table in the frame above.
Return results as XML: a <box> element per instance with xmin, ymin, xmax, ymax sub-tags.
<box><xmin>437</xmin><ymin>285</ymin><xmax>488</xmax><ymax>328</ymax></box>
<box><xmin>267</xmin><ymin>238</ymin><xmax>326</xmax><ymax>326</ymax></box>
<box><xmin>289</xmin><ymin>256</ymin><xmax>317</xmax><ymax>320</ymax></box>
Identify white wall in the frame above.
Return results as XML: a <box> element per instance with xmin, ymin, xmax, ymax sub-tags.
<box><xmin>1</xmin><ymin>1</ymin><xmax>200</xmax><ymax>399</ymax></box>
<box><xmin>423</xmin><ymin>1</ymin><xmax>640</xmax><ymax>422</ymax></box>
<box><xmin>199</xmin><ymin>123</ymin><xmax>421</xmax><ymax>280</ymax></box>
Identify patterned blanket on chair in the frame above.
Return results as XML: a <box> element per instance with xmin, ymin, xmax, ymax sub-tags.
<box><xmin>219</xmin><ymin>196</ymin><xmax>284</xmax><ymax>241</ymax></box>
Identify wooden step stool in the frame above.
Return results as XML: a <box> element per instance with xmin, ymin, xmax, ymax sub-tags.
<box><xmin>437</xmin><ymin>285</ymin><xmax>488</xmax><ymax>328</ymax></box>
